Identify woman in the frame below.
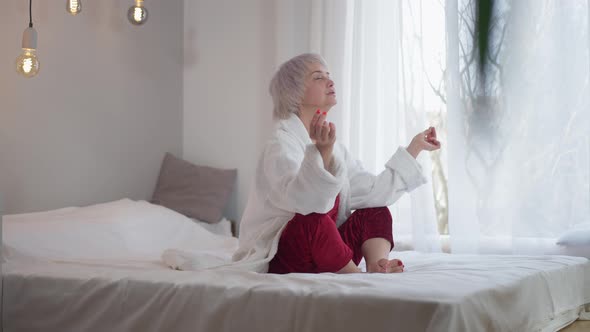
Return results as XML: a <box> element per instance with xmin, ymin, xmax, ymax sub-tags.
<box><xmin>232</xmin><ymin>53</ymin><xmax>440</xmax><ymax>274</ymax></box>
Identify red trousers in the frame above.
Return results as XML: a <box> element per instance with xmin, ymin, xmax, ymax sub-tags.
<box><xmin>268</xmin><ymin>195</ymin><xmax>394</xmax><ymax>274</ymax></box>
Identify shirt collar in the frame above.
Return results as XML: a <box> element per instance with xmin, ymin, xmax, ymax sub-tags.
<box><xmin>279</xmin><ymin>114</ymin><xmax>312</xmax><ymax>146</ymax></box>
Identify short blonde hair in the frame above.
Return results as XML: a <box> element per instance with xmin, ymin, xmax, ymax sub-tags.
<box><xmin>269</xmin><ymin>53</ymin><xmax>328</xmax><ymax>120</ymax></box>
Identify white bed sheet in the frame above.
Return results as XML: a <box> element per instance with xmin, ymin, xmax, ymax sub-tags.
<box><xmin>3</xmin><ymin>199</ymin><xmax>589</xmax><ymax>331</ymax></box>
<box><xmin>4</xmin><ymin>252</ymin><xmax>589</xmax><ymax>332</ymax></box>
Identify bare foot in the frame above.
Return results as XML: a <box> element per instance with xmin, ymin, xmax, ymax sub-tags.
<box><xmin>366</xmin><ymin>258</ymin><xmax>404</xmax><ymax>273</ymax></box>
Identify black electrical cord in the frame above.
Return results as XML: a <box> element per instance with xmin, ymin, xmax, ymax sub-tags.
<box><xmin>29</xmin><ymin>0</ymin><xmax>33</xmax><ymax>27</ymax></box>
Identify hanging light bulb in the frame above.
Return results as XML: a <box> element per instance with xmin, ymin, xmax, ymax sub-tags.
<box><xmin>66</xmin><ymin>0</ymin><xmax>81</xmax><ymax>15</ymax></box>
<box><xmin>128</xmin><ymin>0</ymin><xmax>148</xmax><ymax>26</ymax></box>
<box><xmin>16</xmin><ymin>0</ymin><xmax>40</xmax><ymax>78</ymax></box>
<box><xmin>16</xmin><ymin>46</ymin><xmax>40</xmax><ymax>78</ymax></box>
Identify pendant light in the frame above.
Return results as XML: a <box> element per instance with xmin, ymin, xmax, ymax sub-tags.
<box><xmin>66</xmin><ymin>0</ymin><xmax>82</xmax><ymax>15</ymax></box>
<box><xmin>128</xmin><ymin>0</ymin><xmax>148</xmax><ymax>26</ymax></box>
<box><xmin>16</xmin><ymin>0</ymin><xmax>40</xmax><ymax>78</ymax></box>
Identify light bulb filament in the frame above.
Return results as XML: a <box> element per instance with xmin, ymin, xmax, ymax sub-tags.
<box><xmin>69</xmin><ymin>0</ymin><xmax>78</xmax><ymax>11</ymax></box>
<box><xmin>23</xmin><ymin>58</ymin><xmax>33</xmax><ymax>73</ymax></box>
<box><xmin>134</xmin><ymin>7</ymin><xmax>143</xmax><ymax>22</ymax></box>
<box><xmin>67</xmin><ymin>0</ymin><xmax>81</xmax><ymax>14</ymax></box>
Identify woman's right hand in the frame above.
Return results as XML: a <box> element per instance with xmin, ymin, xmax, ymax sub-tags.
<box><xmin>310</xmin><ymin>110</ymin><xmax>336</xmax><ymax>169</ymax></box>
<box><xmin>407</xmin><ymin>127</ymin><xmax>441</xmax><ymax>158</ymax></box>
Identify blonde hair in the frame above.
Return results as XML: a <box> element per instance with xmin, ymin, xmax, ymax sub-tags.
<box><xmin>269</xmin><ymin>53</ymin><xmax>328</xmax><ymax>120</ymax></box>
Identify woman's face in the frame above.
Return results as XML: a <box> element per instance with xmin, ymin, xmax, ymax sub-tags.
<box><xmin>301</xmin><ymin>62</ymin><xmax>337</xmax><ymax>110</ymax></box>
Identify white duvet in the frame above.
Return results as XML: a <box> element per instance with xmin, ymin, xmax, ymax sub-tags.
<box><xmin>2</xmin><ymin>199</ymin><xmax>237</xmax><ymax>267</ymax></box>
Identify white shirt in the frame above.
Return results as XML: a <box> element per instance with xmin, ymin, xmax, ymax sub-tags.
<box><xmin>231</xmin><ymin>115</ymin><xmax>427</xmax><ymax>272</ymax></box>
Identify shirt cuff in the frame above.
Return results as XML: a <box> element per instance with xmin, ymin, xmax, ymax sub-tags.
<box><xmin>303</xmin><ymin>144</ymin><xmax>345</xmax><ymax>185</ymax></box>
<box><xmin>385</xmin><ymin>146</ymin><xmax>428</xmax><ymax>191</ymax></box>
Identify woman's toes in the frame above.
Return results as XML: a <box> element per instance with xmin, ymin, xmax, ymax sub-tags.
<box><xmin>367</xmin><ymin>259</ymin><xmax>405</xmax><ymax>273</ymax></box>
<box><xmin>387</xmin><ymin>259</ymin><xmax>404</xmax><ymax>273</ymax></box>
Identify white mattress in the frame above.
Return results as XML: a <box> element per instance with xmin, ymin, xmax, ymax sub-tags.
<box><xmin>4</xmin><ymin>252</ymin><xmax>589</xmax><ymax>332</ymax></box>
<box><xmin>3</xmin><ymin>199</ymin><xmax>590</xmax><ymax>331</ymax></box>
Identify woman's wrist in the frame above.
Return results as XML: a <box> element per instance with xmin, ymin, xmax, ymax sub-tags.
<box><xmin>321</xmin><ymin>152</ymin><xmax>333</xmax><ymax>170</ymax></box>
<box><xmin>323</xmin><ymin>155</ymin><xmax>334</xmax><ymax>171</ymax></box>
<box><xmin>317</xmin><ymin>145</ymin><xmax>333</xmax><ymax>158</ymax></box>
<box><xmin>317</xmin><ymin>147</ymin><xmax>334</xmax><ymax>170</ymax></box>
<box><xmin>406</xmin><ymin>144</ymin><xmax>421</xmax><ymax>159</ymax></box>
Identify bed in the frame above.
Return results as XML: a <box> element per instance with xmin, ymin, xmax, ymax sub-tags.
<box><xmin>3</xmin><ymin>199</ymin><xmax>590</xmax><ymax>332</ymax></box>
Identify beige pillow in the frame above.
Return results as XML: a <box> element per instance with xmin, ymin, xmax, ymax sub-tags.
<box><xmin>151</xmin><ymin>153</ymin><xmax>237</xmax><ymax>223</ymax></box>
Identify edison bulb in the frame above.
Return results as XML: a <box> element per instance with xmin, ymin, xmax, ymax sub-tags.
<box><xmin>66</xmin><ymin>0</ymin><xmax>81</xmax><ymax>15</ymax></box>
<box><xmin>128</xmin><ymin>1</ymin><xmax>148</xmax><ymax>25</ymax></box>
<box><xmin>16</xmin><ymin>49</ymin><xmax>40</xmax><ymax>78</ymax></box>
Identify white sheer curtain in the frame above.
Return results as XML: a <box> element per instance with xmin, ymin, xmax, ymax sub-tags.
<box><xmin>276</xmin><ymin>0</ymin><xmax>443</xmax><ymax>252</ymax></box>
<box><xmin>275</xmin><ymin>0</ymin><xmax>589</xmax><ymax>254</ymax></box>
<box><xmin>446</xmin><ymin>0</ymin><xmax>590</xmax><ymax>254</ymax></box>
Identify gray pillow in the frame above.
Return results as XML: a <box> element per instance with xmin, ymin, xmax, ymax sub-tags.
<box><xmin>151</xmin><ymin>153</ymin><xmax>237</xmax><ymax>223</ymax></box>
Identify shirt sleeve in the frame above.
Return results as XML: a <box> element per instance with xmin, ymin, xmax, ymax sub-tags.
<box><xmin>264</xmin><ymin>138</ymin><xmax>346</xmax><ymax>215</ymax></box>
<box><xmin>346</xmin><ymin>146</ymin><xmax>427</xmax><ymax>210</ymax></box>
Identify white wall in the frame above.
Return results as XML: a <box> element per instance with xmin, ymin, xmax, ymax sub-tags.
<box><xmin>0</xmin><ymin>0</ymin><xmax>184</xmax><ymax>214</ymax></box>
<box><xmin>183</xmin><ymin>0</ymin><xmax>277</xmax><ymax>221</ymax></box>
<box><xmin>0</xmin><ymin>0</ymin><xmax>311</xmax><ymax>223</ymax></box>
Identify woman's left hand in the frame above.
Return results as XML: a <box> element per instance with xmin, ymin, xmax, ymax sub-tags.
<box><xmin>407</xmin><ymin>127</ymin><xmax>441</xmax><ymax>158</ymax></box>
